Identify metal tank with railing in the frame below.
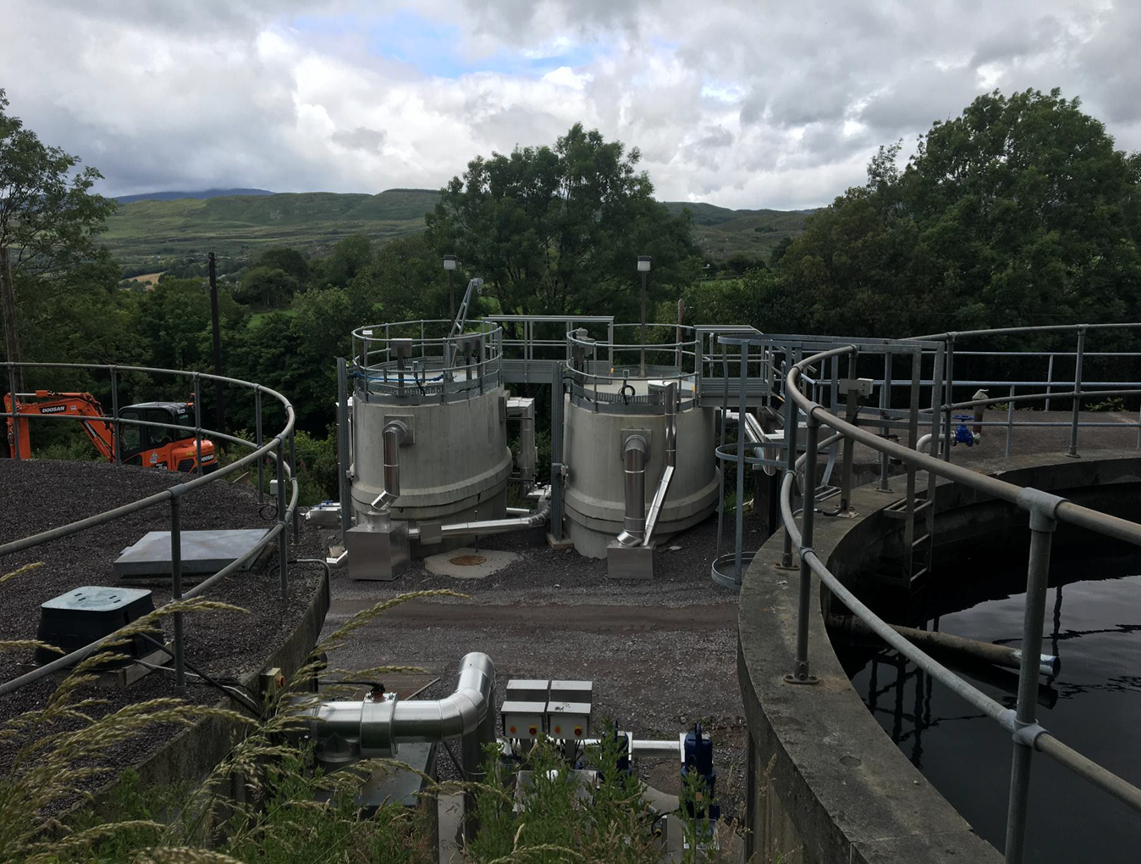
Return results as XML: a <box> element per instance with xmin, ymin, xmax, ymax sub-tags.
<box><xmin>561</xmin><ymin>323</ymin><xmax>722</xmax><ymax>574</ymax></box>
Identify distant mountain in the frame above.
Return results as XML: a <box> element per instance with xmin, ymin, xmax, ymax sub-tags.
<box><xmin>114</xmin><ymin>188</ymin><xmax>274</xmax><ymax>204</ymax></box>
<box><xmin>103</xmin><ymin>188</ymin><xmax>808</xmax><ymax>264</ymax></box>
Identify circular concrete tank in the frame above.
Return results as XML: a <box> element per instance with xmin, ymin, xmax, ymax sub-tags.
<box><xmin>349</xmin><ymin>320</ymin><xmax>513</xmax><ymax>544</ymax></box>
<box><xmin>561</xmin><ymin>325</ymin><xmax>719</xmax><ymax>559</ymax></box>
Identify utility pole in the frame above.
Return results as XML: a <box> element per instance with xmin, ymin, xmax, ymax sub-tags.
<box><xmin>0</xmin><ymin>246</ymin><xmax>22</xmax><ymax>398</ymax></box>
<box><xmin>208</xmin><ymin>252</ymin><xmax>226</xmax><ymax>435</ymax></box>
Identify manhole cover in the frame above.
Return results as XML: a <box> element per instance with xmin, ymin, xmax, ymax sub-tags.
<box><xmin>450</xmin><ymin>554</ymin><xmax>487</xmax><ymax>566</ymax></box>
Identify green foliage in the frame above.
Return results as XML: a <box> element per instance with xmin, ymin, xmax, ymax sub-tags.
<box><xmin>427</xmin><ymin>123</ymin><xmax>702</xmax><ymax>318</ymax></box>
<box><xmin>469</xmin><ymin>728</ymin><xmax>660</xmax><ymax>864</ymax></box>
<box><xmin>256</xmin><ymin>247</ymin><xmax>310</xmax><ymax>282</ymax></box>
<box><xmin>235</xmin><ymin>265</ymin><xmax>299</xmax><ymax>308</ymax></box>
<box><xmin>776</xmin><ymin>88</ymin><xmax>1141</xmax><ymax>337</ymax></box>
<box><xmin>131</xmin><ymin>277</ymin><xmax>249</xmax><ymax>372</ymax></box>
<box><xmin>292</xmin><ymin>426</ymin><xmax>340</xmax><ymax>504</ymax></box>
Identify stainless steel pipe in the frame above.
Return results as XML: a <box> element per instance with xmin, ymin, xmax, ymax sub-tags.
<box><xmin>643</xmin><ymin>382</ymin><xmax>677</xmax><ymax>546</ymax></box>
<box><xmin>295</xmin><ymin>651</ymin><xmax>495</xmax><ymax>757</ymax></box>
<box><xmin>370</xmin><ymin>419</ymin><xmax>407</xmax><ymax>510</ymax></box>
<box><xmin>407</xmin><ymin>492</ymin><xmax>551</xmax><ymax>541</ymax></box>
<box><xmin>617</xmin><ymin>434</ymin><xmax>648</xmax><ymax>546</ymax></box>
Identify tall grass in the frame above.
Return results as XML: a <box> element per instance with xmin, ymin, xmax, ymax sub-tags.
<box><xmin>1</xmin><ymin>568</ymin><xmax>725</xmax><ymax>863</ymax></box>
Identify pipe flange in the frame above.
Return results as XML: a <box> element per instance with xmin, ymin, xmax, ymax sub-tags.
<box><xmin>360</xmin><ymin>695</ymin><xmax>399</xmax><ymax>757</ymax></box>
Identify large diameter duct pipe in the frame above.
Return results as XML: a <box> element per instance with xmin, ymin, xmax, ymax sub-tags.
<box><xmin>370</xmin><ymin>420</ymin><xmax>408</xmax><ymax>510</ymax></box>
<box><xmin>643</xmin><ymin>383</ymin><xmax>677</xmax><ymax>546</ymax></box>
<box><xmin>616</xmin><ymin>434</ymin><xmax>649</xmax><ymax>547</ymax></box>
<box><xmin>295</xmin><ymin>652</ymin><xmax>495</xmax><ymax>757</ymax></box>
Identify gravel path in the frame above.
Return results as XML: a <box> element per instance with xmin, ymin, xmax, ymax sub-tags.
<box><xmin>318</xmin><ymin>512</ymin><xmax>750</xmax><ymax>823</ymax></box>
<box><xmin>0</xmin><ymin>459</ymin><xmax>325</xmax><ymax>778</ymax></box>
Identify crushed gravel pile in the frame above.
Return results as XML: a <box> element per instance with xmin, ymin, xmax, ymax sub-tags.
<box><xmin>0</xmin><ymin>458</ymin><xmax>325</xmax><ymax>778</ymax></box>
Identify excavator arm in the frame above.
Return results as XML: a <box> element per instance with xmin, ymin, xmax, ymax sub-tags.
<box><xmin>4</xmin><ymin>391</ymin><xmax>116</xmax><ymax>462</ymax></box>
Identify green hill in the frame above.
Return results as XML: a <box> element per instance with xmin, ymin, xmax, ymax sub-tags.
<box><xmin>103</xmin><ymin>189</ymin><xmax>808</xmax><ymax>268</ymax></box>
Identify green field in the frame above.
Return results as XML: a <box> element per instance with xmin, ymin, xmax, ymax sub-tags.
<box><xmin>103</xmin><ymin>188</ymin><xmax>809</xmax><ymax>269</ymax></box>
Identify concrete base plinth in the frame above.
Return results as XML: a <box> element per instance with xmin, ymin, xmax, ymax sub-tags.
<box><xmin>424</xmin><ymin>547</ymin><xmax>519</xmax><ymax>580</ymax></box>
<box><xmin>607</xmin><ymin>541</ymin><xmax>655</xmax><ymax>579</ymax></box>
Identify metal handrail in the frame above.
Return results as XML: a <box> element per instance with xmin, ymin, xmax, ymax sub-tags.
<box><xmin>2</xmin><ymin>360</ymin><xmax>298</xmax><ymax>699</ymax></box>
<box><xmin>776</xmin><ymin>325</ymin><xmax>1141</xmax><ymax>863</ymax></box>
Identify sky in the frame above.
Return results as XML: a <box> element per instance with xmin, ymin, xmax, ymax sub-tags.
<box><xmin>3</xmin><ymin>0</ymin><xmax>1140</xmax><ymax>210</ymax></box>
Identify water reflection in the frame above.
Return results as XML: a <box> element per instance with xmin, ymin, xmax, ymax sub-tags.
<box><xmin>846</xmin><ymin>564</ymin><xmax>1141</xmax><ymax>862</ymax></box>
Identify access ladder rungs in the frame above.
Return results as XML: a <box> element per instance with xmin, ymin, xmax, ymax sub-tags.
<box><xmin>884</xmin><ymin>497</ymin><xmax>932</xmax><ymax>520</ymax></box>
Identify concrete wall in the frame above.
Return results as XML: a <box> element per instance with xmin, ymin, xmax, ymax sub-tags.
<box><xmin>563</xmin><ymin>398</ymin><xmax>720</xmax><ymax>558</ymax></box>
<box><xmin>351</xmin><ymin>386</ymin><xmax>513</xmax><ymax>523</ymax></box>
<box><xmin>738</xmin><ymin>451</ymin><xmax>1141</xmax><ymax>864</ymax></box>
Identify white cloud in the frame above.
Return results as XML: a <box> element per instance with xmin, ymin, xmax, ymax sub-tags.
<box><xmin>2</xmin><ymin>0</ymin><xmax>1139</xmax><ymax>210</ymax></box>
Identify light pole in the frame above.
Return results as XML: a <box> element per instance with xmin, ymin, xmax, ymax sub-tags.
<box><xmin>638</xmin><ymin>255</ymin><xmax>652</xmax><ymax>376</ymax></box>
<box><xmin>444</xmin><ymin>254</ymin><xmax>458</xmax><ymax>321</ymax></box>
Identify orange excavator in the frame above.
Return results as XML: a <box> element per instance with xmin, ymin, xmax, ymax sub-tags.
<box><xmin>4</xmin><ymin>390</ymin><xmax>217</xmax><ymax>473</ymax></box>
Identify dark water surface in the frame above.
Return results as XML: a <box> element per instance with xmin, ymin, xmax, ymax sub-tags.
<box><xmin>848</xmin><ymin>563</ymin><xmax>1141</xmax><ymax>862</ymax></box>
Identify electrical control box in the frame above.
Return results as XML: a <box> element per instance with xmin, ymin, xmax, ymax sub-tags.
<box><xmin>546</xmin><ymin>680</ymin><xmax>593</xmax><ymax>740</ymax></box>
<box><xmin>503</xmin><ymin>679</ymin><xmax>549</xmax><ymax>740</ymax></box>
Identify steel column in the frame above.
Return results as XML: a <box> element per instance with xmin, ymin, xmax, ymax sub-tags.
<box><xmin>1003</xmin><ymin>507</ymin><xmax>1056</xmax><ymax>863</ymax></box>
<box><xmin>336</xmin><ymin>357</ymin><xmax>352</xmax><ymax>536</ymax></box>
<box><xmin>781</xmin><ymin>352</ymin><xmax>800</xmax><ymax>569</ymax></box>
<box><xmin>735</xmin><ymin>341</ymin><xmax>749</xmax><ymax>579</ymax></box>
<box><xmin>193</xmin><ymin>373</ymin><xmax>203</xmax><ymax>476</ymax></box>
<box><xmin>789</xmin><ymin>415</ymin><xmax>820</xmax><ymax>683</ymax></box>
<box><xmin>254</xmin><ymin>386</ymin><xmax>264</xmax><ymax>502</ymax></box>
<box><xmin>549</xmin><ymin>361</ymin><xmax>565</xmax><ymax>542</ymax></box>
<box><xmin>110</xmin><ymin>366</ymin><xmax>121</xmax><ymax>466</ymax></box>
<box><xmin>170</xmin><ymin>495</ymin><xmax>186</xmax><ymax>695</ymax></box>
<box><xmin>276</xmin><ymin>438</ymin><xmax>288</xmax><ymax>599</ymax></box>
<box><xmin>1067</xmin><ymin>328</ymin><xmax>1086</xmax><ymax>458</ymax></box>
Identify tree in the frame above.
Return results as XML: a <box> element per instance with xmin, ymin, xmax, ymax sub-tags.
<box><xmin>426</xmin><ymin>123</ymin><xmax>700</xmax><ymax>320</ymax></box>
<box><xmin>235</xmin><ymin>265</ymin><xmax>299</xmax><ymax>308</ymax></box>
<box><xmin>0</xmin><ymin>89</ymin><xmax>115</xmax><ymax>394</ymax></box>
<box><xmin>256</xmin><ymin>247</ymin><xmax>309</xmax><ymax>283</ymax></box>
<box><xmin>314</xmin><ymin>235</ymin><xmax>374</xmax><ymax>288</ymax></box>
<box><xmin>776</xmin><ymin>89</ymin><xmax>1141</xmax><ymax>338</ymax></box>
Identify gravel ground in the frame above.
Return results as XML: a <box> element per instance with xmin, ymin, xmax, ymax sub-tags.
<box><xmin>318</xmin><ymin>512</ymin><xmax>750</xmax><ymax>824</ymax></box>
<box><xmin>0</xmin><ymin>459</ymin><xmax>326</xmax><ymax>780</ymax></box>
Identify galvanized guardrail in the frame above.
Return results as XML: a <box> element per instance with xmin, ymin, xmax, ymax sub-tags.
<box><xmin>775</xmin><ymin>323</ymin><xmax>1141</xmax><ymax>864</ymax></box>
<box><xmin>1</xmin><ymin>361</ymin><xmax>298</xmax><ymax>699</ymax></box>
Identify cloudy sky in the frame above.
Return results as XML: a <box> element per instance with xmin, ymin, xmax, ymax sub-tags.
<box><xmin>4</xmin><ymin>0</ymin><xmax>1140</xmax><ymax>209</ymax></box>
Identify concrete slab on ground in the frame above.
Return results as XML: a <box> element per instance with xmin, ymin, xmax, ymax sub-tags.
<box><xmin>424</xmin><ymin>547</ymin><xmax>519</xmax><ymax>579</ymax></box>
<box><xmin>113</xmin><ymin>529</ymin><xmax>269</xmax><ymax>577</ymax></box>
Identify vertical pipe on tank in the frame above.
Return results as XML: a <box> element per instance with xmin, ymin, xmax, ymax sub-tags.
<box><xmin>616</xmin><ymin>434</ymin><xmax>648</xmax><ymax>546</ymax></box>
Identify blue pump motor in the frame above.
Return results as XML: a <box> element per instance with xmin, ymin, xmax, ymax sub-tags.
<box><xmin>682</xmin><ymin>723</ymin><xmax>720</xmax><ymax>821</ymax></box>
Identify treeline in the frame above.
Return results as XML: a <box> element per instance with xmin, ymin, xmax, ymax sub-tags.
<box><xmin>5</xmin><ymin>88</ymin><xmax>1141</xmax><ymax>481</ymax></box>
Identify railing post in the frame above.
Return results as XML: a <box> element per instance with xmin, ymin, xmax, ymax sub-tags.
<box><xmin>1067</xmin><ymin>327</ymin><xmax>1086</xmax><ymax>458</ymax></box>
<box><xmin>1003</xmin><ymin>502</ymin><xmax>1056</xmax><ymax>863</ymax></box>
<box><xmin>943</xmin><ymin>335</ymin><xmax>955</xmax><ymax>463</ymax></box>
<box><xmin>1044</xmin><ymin>354</ymin><xmax>1054</xmax><ymax>412</ymax></box>
<box><xmin>1005</xmin><ymin>385</ymin><xmax>1016</xmax><ymax>457</ymax></box>
<box><xmin>193</xmin><ymin>373</ymin><xmax>203</xmax><ymax>477</ymax></box>
<box><xmin>780</xmin><ymin>353</ymin><xmax>800</xmax><ymax>569</ymax></box>
<box><xmin>277</xmin><ymin>437</ymin><xmax>289</xmax><ymax>599</ymax></box>
<box><xmin>170</xmin><ymin>495</ymin><xmax>186</xmax><ymax>695</ymax></box>
<box><xmin>337</xmin><ymin>358</ymin><xmax>352</xmax><ymax>537</ymax></box>
<box><xmin>110</xmin><ymin>366</ymin><xmax>121</xmax><ymax>466</ymax></box>
<box><xmin>7</xmin><ymin>361</ymin><xmax>20</xmax><ymax>460</ymax></box>
<box><xmin>787</xmin><ymin>413</ymin><xmax>819</xmax><ymax>684</ymax></box>
<box><xmin>289</xmin><ymin>426</ymin><xmax>298</xmax><ymax>540</ymax></box>
<box><xmin>254</xmin><ymin>386</ymin><xmax>264</xmax><ymax>502</ymax></box>
<box><xmin>879</xmin><ymin>351</ymin><xmax>892</xmax><ymax>490</ymax></box>
<box><xmin>734</xmin><ymin>341</ymin><xmax>749</xmax><ymax>581</ymax></box>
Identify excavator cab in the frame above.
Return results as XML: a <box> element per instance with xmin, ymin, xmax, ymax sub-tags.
<box><xmin>117</xmin><ymin>402</ymin><xmax>217</xmax><ymax>472</ymax></box>
<box><xmin>5</xmin><ymin>391</ymin><xmax>216</xmax><ymax>473</ymax></box>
